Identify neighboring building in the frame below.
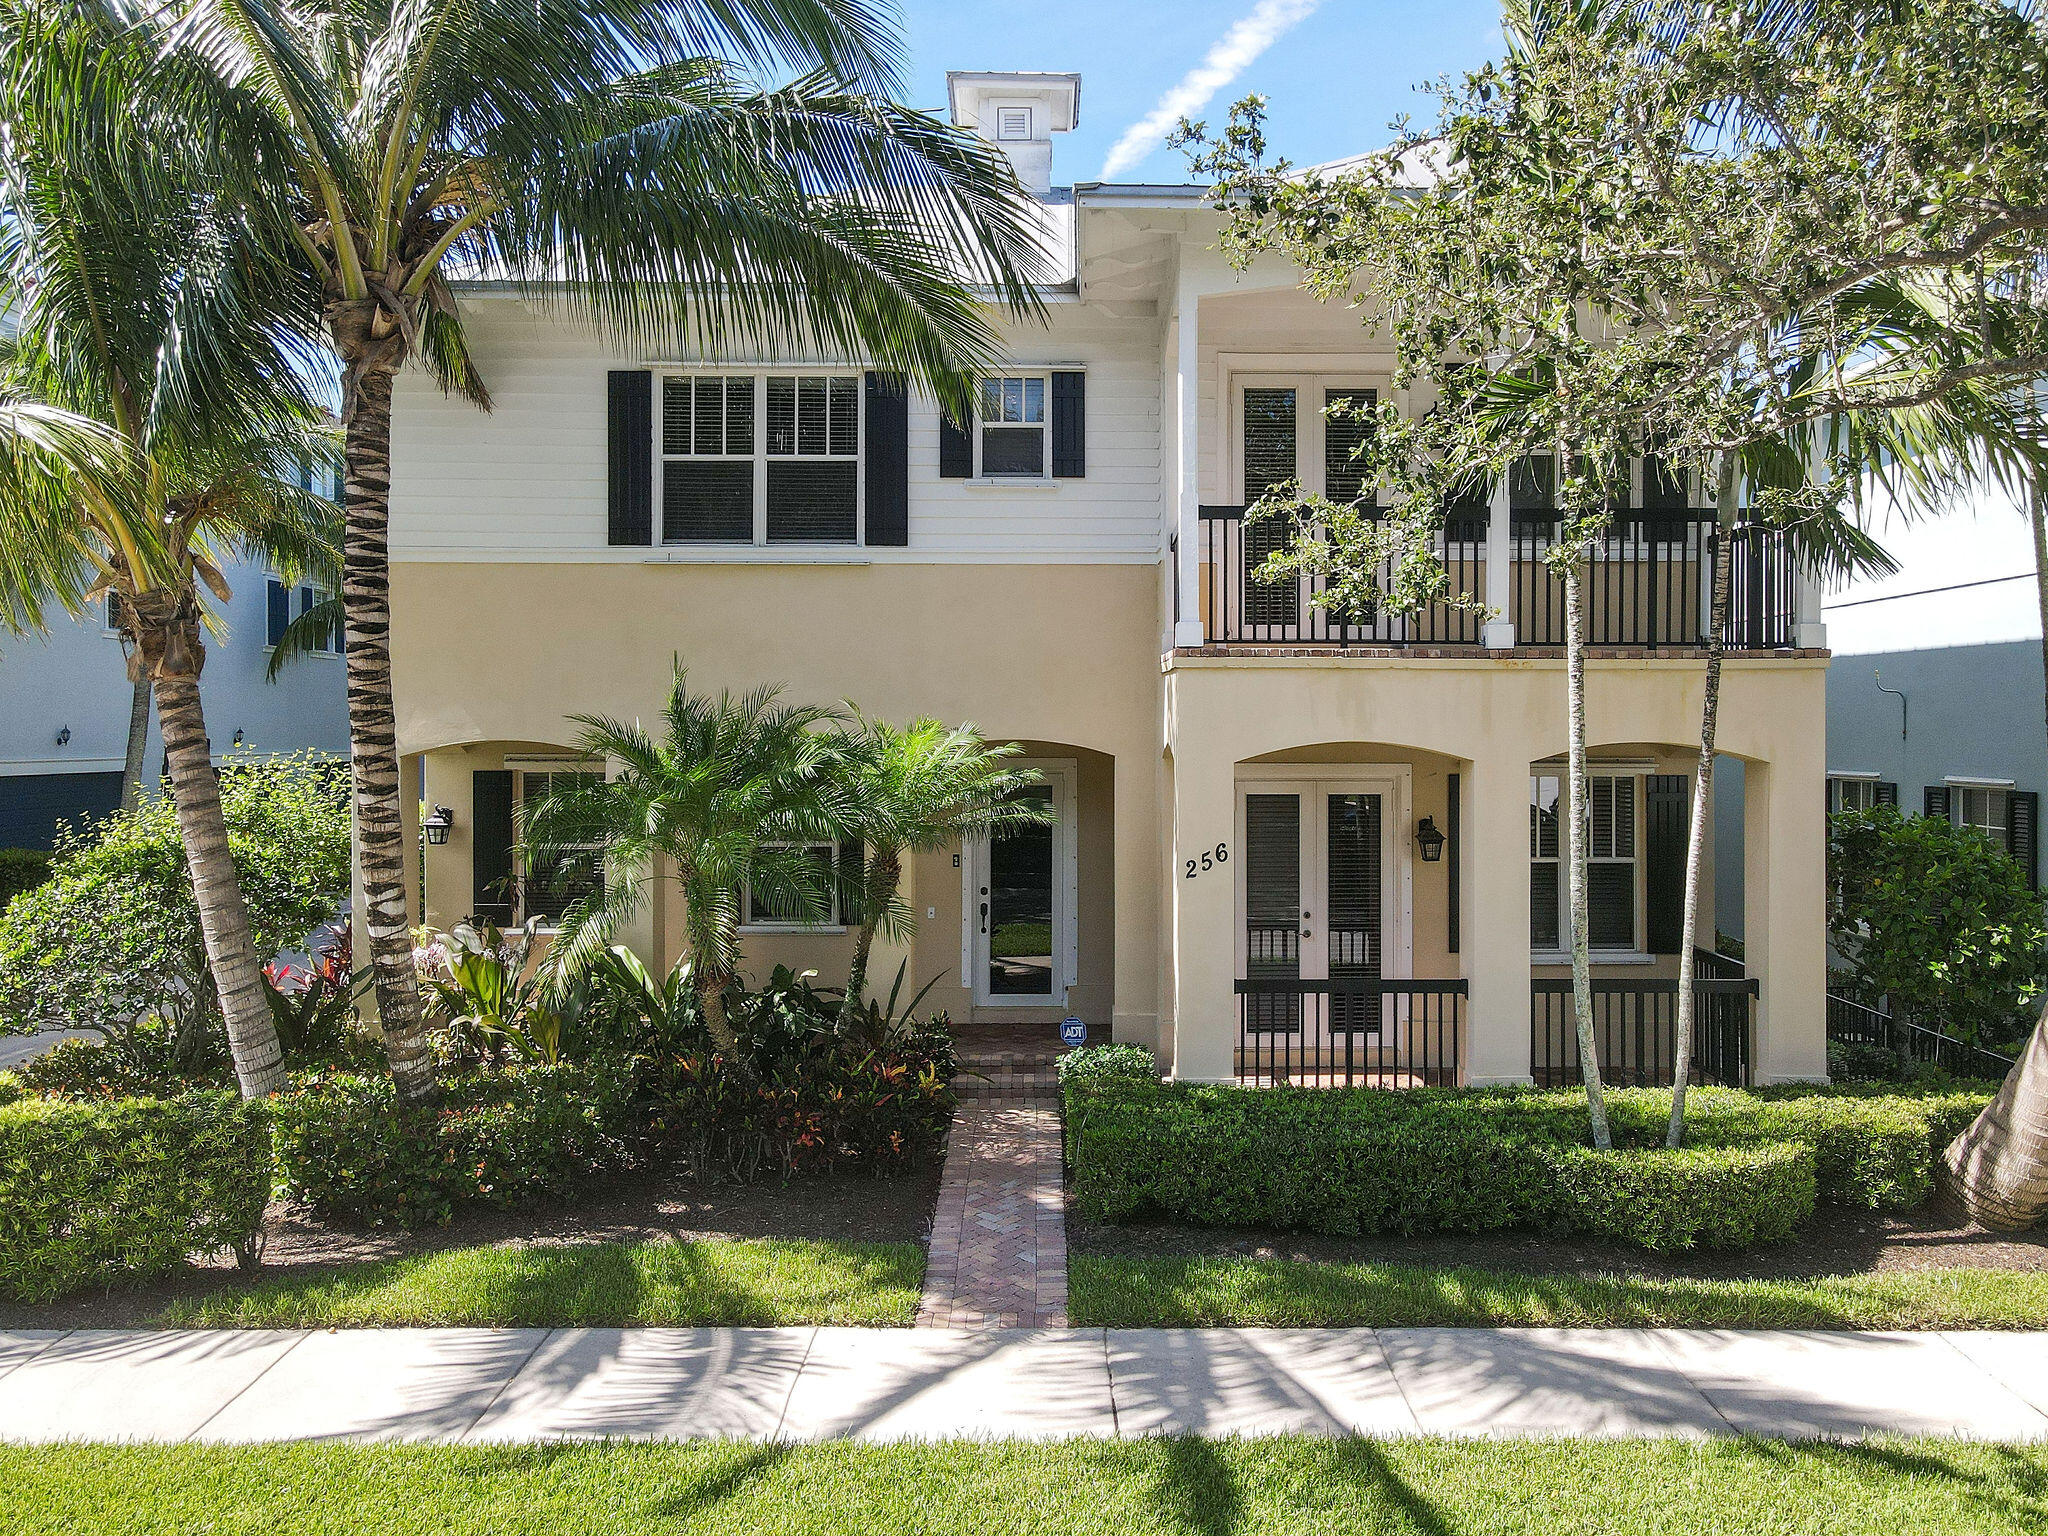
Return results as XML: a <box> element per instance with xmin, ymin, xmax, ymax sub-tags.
<box><xmin>387</xmin><ymin>71</ymin><xmax>1830</xmax><ymax>1087</ymax></box>
<box><xmin>0</xmin><ymin>455</ymin><xmax>351</xmax><ymax>850</ymax></box>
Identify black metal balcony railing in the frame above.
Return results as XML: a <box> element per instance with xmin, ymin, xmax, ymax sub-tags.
<box><xmin>1196</xmin><ymin>506</ymin><xmax>1798</xmax><ymax>650</ymax></box>
<box><xmin>1530</xmin><ymin>955</ymin><xmax>1756</xmax><ymax>1089</ymax></box>
<box><xmin>1826</xmin><ymin>991</ymin><xmax>2018</xmax><ymax>1079</ymax></box>
<box><xmin>1234</xmin><ymin>977</ymin><xmax>1465</xmax><ymax>1087</ymax></box>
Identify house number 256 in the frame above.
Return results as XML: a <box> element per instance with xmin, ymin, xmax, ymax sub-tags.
<box><xmin>1184</xmin><ymin>843</ymin><xmax>1228</xmax><ymax>878</ymax></box>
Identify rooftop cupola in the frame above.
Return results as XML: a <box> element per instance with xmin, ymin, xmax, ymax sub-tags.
<box><xmin>945</xmin><ymin>71</ymin><xmax>1081</xmax><ymax>199</ymax></box>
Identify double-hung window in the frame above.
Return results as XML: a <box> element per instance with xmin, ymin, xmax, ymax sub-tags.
<box><xmin>265</xmin><ymin>576</ymin><xmax>341</xmax><ymax>655</ymax></box>
<box><xmin>661</xmin><ymin>372</ymin><xmax>861</xmax><ymax>544</ymax></box>
<box><xmin>1828</xmin><ymin>775</ymin><xmax>1881</xmax><ymax>814</ymax></box>
<box><xmin>977</xmin><ymin>374</ymin><xmax>1049</xmax><ymax>478</ymax></box>
<box><xmin>1530</xmin><ymin>773</ymin><xmax>1640</xmax><ymax>953</ymax></box>
<box><xmin>743</xmin><ymin>842</ymin><xmax>848</xmax><ymax>930</ymax></box>
<box><xmin>1952</xmin><ymin>784</ymin><xmax>2010</xmax><ymax>841</ymax></box>
<box><xmin>516</xmin><ymin>768</ymin><xmax>605</xmax><ymax>925</ymax></box>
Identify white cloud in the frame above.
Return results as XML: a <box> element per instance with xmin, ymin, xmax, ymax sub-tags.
<box><xmin>1098</xmin><ymin>0</ymin><xmax>1323</xmax><ymax>181</ymax></box>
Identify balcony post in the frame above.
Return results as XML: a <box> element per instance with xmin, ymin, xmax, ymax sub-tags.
<box><xmin>1173</xmin><ymin>274</ymin><xmax>1206</xmax><ymax>648</ymax></box>
<box><xmin>1482</xmin><ymin>470</ymin><xmax>1515</xmax><ymax>648</ymax></box>
<box><xmin>1465</xmin><ymin>747</ymin><xmax>1535</xmax><ymax>1083</ymax></box>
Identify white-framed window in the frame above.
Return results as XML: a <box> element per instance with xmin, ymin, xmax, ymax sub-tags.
<box><xmin>514</xmin><ymin>766</ymin><xmax>605</xmax><ymax>925</ymax></box>
<box><xmin>659</xmin><ymin>371</ymin><xmax>861</xmax><ymax>544</ymax></box>
<box><xmin>1952</xmin><ymin>784</ymin><xmax>2011</xmax><ymax>840</ymax></box>
<box><xmin>1530</xmin><ymin>773</ymin><xmax>1640</xmax><ymax>953</ymax></box>
<box><xmin>742</xmin><ymin>841</ymin><xmax>850</xmax><ymax>931</ymax></box>
<box><xmin>976</xmin><ymin>374</ymin><xmax>1050</xmax><ymax>479</ymax></box>
<box><xmin>1828</xmin><ymin>774</ymin><xmax>1881</xmax><ymax>814</ymax></box>
<box><xmin>265</xmin><ymin>576</ymin><xmax>341</xmax><ymax>655</ymax></box>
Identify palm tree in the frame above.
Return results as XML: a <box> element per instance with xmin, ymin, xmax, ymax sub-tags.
<box><xmin>522</xmin><ymin>666</ymin><xmax>848</xmax><ymax>1064</ymax></box>
<box><xmin>130</xmin><ymin>0</ymin><xmax>1050</xmax><ymax>1105</ymax></box>
<box><xmin>832</xmin><ymin>714</ymin><xmax>1047</xmax><ymax>1026</ymax></box>
<box><xmin>0</xmin><ymin>18</ymin><xmax>338</xmax><ymax>1097</ymax></box>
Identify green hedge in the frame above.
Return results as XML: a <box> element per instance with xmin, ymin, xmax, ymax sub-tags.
<box><xmin>0</xmin><ymin>848</ymin><xmax>52</xmax><ymax>913</ymax></box>
<box><xmin>270</xmin><ymin>1062</ymin><xmax>640</xmax><ymax>1228</ymax></box>
<box><xmin>0</xmin><ymin>1092</ymin><xmax>270</xmax><ymax>1301</ymax></box>
<box><xmin>1065</xmin><ymin>1083</ymin><xmax>1988</xmax><ymax>1248</ymax></box>
<box><xmin>1057</xmin><ymin>1044</ymin><xmax>1159</xmax><ymax>1094</ymax></box>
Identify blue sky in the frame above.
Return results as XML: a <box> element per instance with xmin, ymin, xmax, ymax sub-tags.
<box><xmin>897</xmin><ymin>0</ymin><xmax>1505</xmax><ymax>184</ymax></box>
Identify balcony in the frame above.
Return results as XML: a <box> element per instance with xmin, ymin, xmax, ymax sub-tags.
<box><xmin>1192</xmin><ymin>506</ymin><xmax>1800</xmax><ymax>651</ymax></box>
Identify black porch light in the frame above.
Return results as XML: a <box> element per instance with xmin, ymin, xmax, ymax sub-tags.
<box><xmin>423</xmin><ymin>805</ymin><xmax>456</xmax><ymax>846</ymax></box>
<box><xmin>1415</xmin><ymin>816</ymin><xmax>1447</xmax><ymax>863</ymax></box>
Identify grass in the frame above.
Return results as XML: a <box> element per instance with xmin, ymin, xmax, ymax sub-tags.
<box><xmin>157</xmin><ymin>1238</ymin><xmax>923</xmax><ymax>1329</ymax></box>
<box><xmin>1070</xmin><ymin>1255</ymin><xmax>2048</xmax><ymax>1330</ymax></box>
<box><xmin>5</xmin><ymin>1439</ymin><xmax>2048</xmax><ymax>1534</ymax></box>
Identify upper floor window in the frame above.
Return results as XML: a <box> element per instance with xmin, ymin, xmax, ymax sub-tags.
<box><xmin>1530</xmin><ymin>772</ymin><xmax>1640</xmax><ymax>954</ymax></box>
<box><xmin>1828</xmin><ymin>774</ymin><xmax>1892</xmax><ymax>814</ymax></box>
<box><xmin>661</xmin><ymin>372</ymin><xmax>860</xmax><ymax>544</ymax></box>
<box><xmin>978</xmin><ymin>375</ymin><xmax>1049</xmax><ymax>478</ymax></box>
<box><xmin>266</xmin><ymin>576</ymin><xmax>341</xmax><ymax>656</ymax></box>
<box><xmin>1953</xmin><ymin>783</ymin><xmax>2009</xmax><ymax>840</ymax></box>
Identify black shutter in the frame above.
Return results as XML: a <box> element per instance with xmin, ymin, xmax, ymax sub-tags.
<box><xmin>472</xmin><ymin>770</ymin><xmax>517</xmax><ymax>925</ymax></box>
<box><xmin>938</xmin><ymin>405</ymin><xmax>974</xmax><ymax>478</ymax></box>
<box><xmin>1051</xmin><ymin>371</ymin><xmax>1086</xmax><ymax>478</ymax></box>
<box><xmin>2010</xmin><ymin>791</ymin><xmax>2039</xmax><ymax>891</ymax></box>
<box><xmin>1874</xmin><ymin>781</ymin><xmax>1898</xmax><ymax>807</ymax></box>
<box><xmin>266</xmin><ymin>579</ymin><xmax>290</xmax><ymax>646</ymax></box>
<box><xmin>1924</xmin><ymin>785</ymin><xmax>1951</xmax><ymax>821</ymax></box>
<box><xmin>1446</xmin><ymin>773</ymin><xmax>1460</xmax><ymax>955</ymax></box>
<box><xmin>606</xmin><ymin>369</ymin><xmax>653</xmax><ymax>546</ymax></box>
<box><xmin>1644</xmin><ymin>773</ymin><xmax>1689</xmax><ymax>955</ymax></box>
<box><xmin>863</xmin><ymin>372</ymin><xmax>909</xmax><ymax>546</ymax></box>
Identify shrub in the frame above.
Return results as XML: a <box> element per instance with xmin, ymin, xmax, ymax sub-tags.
<box><xmin>1058</xmin><ymin>1044</ymin><xmax>1158</xmax><ymax>1097</ymax></box>
<box><xmin>0</xmin><ymin>1071</ymin><xmax>23</xmax><ymax>1108</ymax></box>
<box><xmin>1828</xmin><ymin>804</ymin><xmax>2048</xmax><ymax>1044</ymax></box>
<box><xmin>270</xmin><ymin>1062</ymin><xmax>639</xmax><ymax>1227</ymax></box>
<box><xmin>0</xmin><ymin>754</ymin><xmax>349</xmax><ymax>1067</ymax></box>
<box><xmin>1543</xmin><ymin>1142</ymin><xmax>1816</xmax><ymax>1250</ymax></box>
<box><xmin>0</xmin><ymin>849</ymin><xmax>52</xmax><ymax>914</ymax></box>
<box><xmin>0</xmin><ymin>1091</ymin><xmax>270</xmax><ymax>1301</ymax></box>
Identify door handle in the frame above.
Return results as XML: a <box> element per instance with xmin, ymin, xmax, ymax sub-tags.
<box><xmin>979</xmin><ymin>901</ymin><xmax>989</xmax><ymax>933</ymax></box>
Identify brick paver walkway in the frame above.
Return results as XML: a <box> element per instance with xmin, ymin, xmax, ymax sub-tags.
<box><xmin>917</xmin><ymin>1100</ymin><xmax>1068</xmax><ymax>1328</ymax></box>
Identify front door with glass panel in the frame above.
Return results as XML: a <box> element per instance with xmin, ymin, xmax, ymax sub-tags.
<box><xmin>969</xmin><ymin>768</ymin><xmax>1073</xmax><ymax>1006</ymax></box>
<box><xmin>1239</xmin><ymin>783</ymin><xmax>1390</xmax><ymax>1042</ymax></box>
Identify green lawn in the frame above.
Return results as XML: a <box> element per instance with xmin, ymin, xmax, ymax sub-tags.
<box><xmin>158</xmin><ymin>1238</ymin><xmax>923</xmax><ymax>1329</ymax></box>
<box><xmin>1070</xmin><ymin>1255</ymin><xmax>2048</xmax><ymax>1330</ymax></box>
<box><xmin>4</xmin><ymin>1439</ymin><xmax>2047</xmax><ymax>1535</ymax></box>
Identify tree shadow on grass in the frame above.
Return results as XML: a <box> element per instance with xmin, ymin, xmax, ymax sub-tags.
<box><xmin>1731</xmin><ymin>1438</ymin><xmax>2048</xmax><ymax>1531</ymax></box>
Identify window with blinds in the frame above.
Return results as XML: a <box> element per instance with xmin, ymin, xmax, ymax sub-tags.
<box><xmin>978</xmin><ymin>375</ymin><xmax>1048</xmax><ymax>477</ymax></box>
<box><xmin>1323</xmin><ymin>389</ymin><xmax>1376</xmax><ymax>506</ymax></box>
<box><xmin>516</xmin><ymin>769</ymin><xmax>605</xmax><ymax>924</ymax></box>
<box><xmin>1530</xmin><ymin>773</ymin><xmax>1639</xmax><ymax>952</ymax></box>
<box><xmin>744</xmin><ymin>842</ymin><xmax>844</xmax><ymax>927</ymax></box>
<box><xmin>1327</xmin><ymin>792</ymin><xmax>1382</xmax><ymax>1035</ymax></box>
<box><xmin>1243</xmin><ymin>792</ymin><xmax>1302</xmax><ymax>1034</ymax></box>
<box><xmin>1242</xmin><ymin>388</ymin><xmax>1301</xmax><ymax>628</ymax></box>
<box><xmin>661</xmin><ymin>372</ymin><xmax>859</xmax><ymax>543</ymax></box>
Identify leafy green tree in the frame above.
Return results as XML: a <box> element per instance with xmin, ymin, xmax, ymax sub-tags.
<box><xmin>832</xmin><ymin>714</ymin><xmax>1047</xmax><ymax>1026</ymax></box>
<box><xmin>521</xmin><ymin>666</ymin><xmax>848</xmax><ymax>1065</ymax></box>
<box><xmin>0</xmin><ymin>13</ymin><xmax>339</xmax><ymax>1097</ymax></box>
<box><xmin>116</xmin><ymin>0</ymin><xmax>1052</xmax><ymax>1107</ymax></box>
<box><xmin>0</xmin><ymin>754</ymin><xmax>350</xmax><ymax>1079</ymax></box>
<box><xmin>1828</xmin><ymin>805</ymin><xmax>2048</xmax><ymax>1048</ymax></box>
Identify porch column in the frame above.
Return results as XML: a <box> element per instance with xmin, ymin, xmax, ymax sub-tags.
<box><xmin>398</xmin><ymin>755</ymin><xmax>422</xmax><ymax>928</ymax></box>
<box><xmin>1112</xmin><ymin>748</ymin><xmax>1161</xmax><ymax>1052</ymax></box>
<box><xmin>1745</xmin><ymin>756</ymin><xmax>1829</xmax><ymax>1081</ymax></box>
<box><xmin>418</xmin><ymin>748</ymin><xmax>473</xmax><ymax>934</ymax></box>
<box><xmin>1172</xmin><ymin>274</ymin><xmax>1205</xmax><ymax>648</ymax></box>
<box><xmin>1169</xmin><ymin>743</ymin><xmax>1237</xmax><ymax>1082</ymax></box>
<box><xmin>1465</xmin><ymin>747</ymin><xmax>1534</xmax><ymax>1084</ymax></box>
<box><xmin>1482</xmin><ymin>471</ymin><xmax>1516</xmax><ymax>649</ymax></box>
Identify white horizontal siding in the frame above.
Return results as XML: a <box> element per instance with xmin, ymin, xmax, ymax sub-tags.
<box><xmin>389</xmin><ymin>299</ymin><xmax>1165</xmax><ymax>561</ymax></box>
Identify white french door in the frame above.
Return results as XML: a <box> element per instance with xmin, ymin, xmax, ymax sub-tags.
<box><xmin>966</xmin><ymin>762</ymin><xmax>1077</xmax><ymax>1007</ymax></box>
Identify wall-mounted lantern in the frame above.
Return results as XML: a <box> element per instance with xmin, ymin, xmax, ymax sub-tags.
<box><xmin>53</xmin><ymin>726</ymin><xmax>71</xmax><ymax>747</ymax></box>
<box><xmin>232</xmin><ymin>729</ymin><xmax>245</xmax><ymax>747</ymax></box>
<box><xmin>423</xmin><ymin>805</ymin><xmax>456</xmax><ymax>846</ymax></box>
<box><xmin>1415</xmin><ymin>816</ymin><xmax>1446</xmax><ymax>863</ymax></box>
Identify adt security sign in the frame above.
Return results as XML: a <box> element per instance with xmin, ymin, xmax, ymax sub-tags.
<box><xmin>1059</xmin><ymin>1016</ymin><xmax>1088</xmax><ymax>1048</ymax></box>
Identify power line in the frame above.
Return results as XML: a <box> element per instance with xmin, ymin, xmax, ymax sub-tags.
<box><xmin>1823</xmin><ymin>572</ymin><xmax>2037</xmax><ymax>611</ymax></box>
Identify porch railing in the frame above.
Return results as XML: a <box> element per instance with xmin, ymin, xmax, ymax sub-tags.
<box><xmin>1196</xmin><ymin>505</ymin><xmax>1797</xmax><ymax>651</ymax></box>
<box><xmin>1826</xmin><ymin>991</ymin><xmax>2018</xmax><ymax>1080</ymax></box>
<box><xmin>1530</xmin><ymin>959</ymin><xmax>1756</xmax><ymax>1088</ymax></box>
<box><xmin>1235</xmin><ymin>978</ymin><xmax>1465</xmax><ymax>1087</ymax></box>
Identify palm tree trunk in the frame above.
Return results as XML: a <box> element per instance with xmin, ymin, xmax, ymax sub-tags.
<box><xmin>840</xmin><ymin>848</ymin><xmax>901</xmax><ymax>1027</ymax></box>
<box><xmin>338</xmin><ymin>357</ymin><xmax>437</xmax><ymax>1108</ymax></box>
<box><xmin>1668</xmin><ymin>457</ymin><xmax>1738</xmax><ymax>1147</ymax></box>
<box><xmin>696</xmin><ymin>968</ymin><xmax>747</xmax><ymax>1063</ymax></box>
<box><xmin>153</xmin><ymin>669</ymin><xmax>284</xmax><ymax>1098</ymax></box>
<box><xmin>1942</xmin><ymin>473</ymin><xmax>2048</xmax><ymax>1227</ymax></box>
<box><xmin>1563</xmin><ymin>556</ymin><xmax>1612</xmax><ymax>1150</ymax></box>
<box><xmin>120</xmin><ymin>673</ymin><xmax>151</xmax><ymax>814</ymax></box>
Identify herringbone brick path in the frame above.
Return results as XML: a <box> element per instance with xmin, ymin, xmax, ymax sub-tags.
<box><xmin>917</xmin><ymin>1099</ymin><xmax>1067</xmax><ymax>1327</ymax></box>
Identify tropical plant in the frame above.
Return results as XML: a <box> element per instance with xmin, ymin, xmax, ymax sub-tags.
<box><xmin>413</xmin><ymin>918</ymin><xmax>589</xmax><ymax>1067</ymax></box>
<box><xmin>0</xmin><ymin>753</ymin><xmax>350</xmax><ymax>1081</ymax></box>
<box><xmin>0</xmin><ymin>13</ymin><xmax>339</xmax><ymax>1097</ymax></box>
<box><xmin>116</xmin><ymin>0</ymin><xmax>1052</xmax><ymax>1107</ymax></box>
<box><xmin>260</xmin><ymin>927</ymin><xmax>372</xmax><ymax>1063</ymax></box>
<box><xmin>522</xmin><ymin>666</ymin><xmax>849</xmax><ymax>1068</ymax></box>
<box><xmin>832</xmin><ymin>715</ymin><xmax>1046</xmax><ymax>1026</ymax></box>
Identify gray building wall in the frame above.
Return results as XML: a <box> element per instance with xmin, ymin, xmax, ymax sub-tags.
<box><xmin>1825</xmin><ymin>642</ymin><xmax>2047</xmax><ymax>810</ymax></box>
<box><xmin>0</xmin><ymin>551</ymin><xmax>349</xmax><ymax>850</ymax></box>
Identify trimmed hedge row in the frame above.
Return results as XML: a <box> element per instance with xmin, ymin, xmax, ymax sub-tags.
<box><xmin>1062</xmin><ymin>1076</ymin><xmax>1990</xmax><ymax>1249</ymax></box>
<box><xmin>270</xmin><ymin>1062</ymin><xmax>640</xmax><ymax>1228</ymax></box>
<box><xmin>0</xmin><ymin>1092</ymin><xmax>270</xmax><ymax>1301</ymax></box>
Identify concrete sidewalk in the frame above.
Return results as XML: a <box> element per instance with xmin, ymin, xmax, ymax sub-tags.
<box><xmin>4</xmin><ymin>1326</ymin><xmax>2048</xmax><ymax>1445</ymax></box>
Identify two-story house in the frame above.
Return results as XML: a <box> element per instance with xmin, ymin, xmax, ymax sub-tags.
<box><xmin>388</xmin><ymin>71</ymin><xmax>1830</xmax><ymax>1088</ymax></box>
